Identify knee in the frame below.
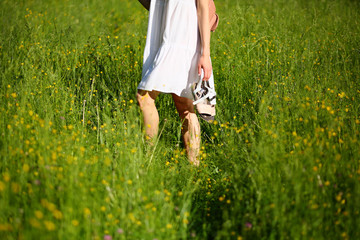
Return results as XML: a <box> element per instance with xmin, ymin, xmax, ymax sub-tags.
<box><xmin>136</xmin><ymin>92</ymin><xmax>149</xmax><ymax>109</ymax></box>
<box><xmin>137</xmin><ymin>91</ymin><xmax>158</xmax><ymax>109</ymax></box>
<box><xmin>178</xmin><ymin>109</ymin><xmax>191</xmax><ymax>120</ymax></box>
<box><xmin>179</xmin><ymin>110</ymin><xmax>199</xmax><ymax>126</ymax></box>
<box><xmin>136</xmin><ymin>92</ymin><xmax>143</xmax><ymax>105</ymax></box>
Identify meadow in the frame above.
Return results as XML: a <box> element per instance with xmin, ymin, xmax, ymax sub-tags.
<box><xmin>1</xmin><ymin>0</ymin><xmax>360</xmax><ymax>239</ymax></box>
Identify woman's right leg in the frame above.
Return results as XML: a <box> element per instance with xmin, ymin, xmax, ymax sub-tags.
<box><xmin>136</xmin><ymin>90</ymin><xmax>160</xmax><ymax>142</ymax></box>
<box><xmin>172</xmin><ymin>94</ymin><xmax>201</xmax><ymax>166</ymax></box>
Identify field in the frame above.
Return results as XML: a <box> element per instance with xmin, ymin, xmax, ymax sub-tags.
<box><xmin>1</xmin><ymin>0</ymin><xmax>360</xmax><ymax>239</ymax></box>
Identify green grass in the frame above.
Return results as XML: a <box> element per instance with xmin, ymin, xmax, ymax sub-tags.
<box><xmin>1</xmin><ymin>0</ymin><xmax>360</xmax><ymax>239</ymax></box>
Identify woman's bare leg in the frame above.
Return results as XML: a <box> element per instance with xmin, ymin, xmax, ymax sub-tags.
<box><xmin>136</xmin><ymin>90</ymin><xmax>160</xmax><ymax>143</ymax></box>
<box><xmin>172</xmin><ymin>94</ymin><xmax>200</xmax><ymax>165</ymax></box>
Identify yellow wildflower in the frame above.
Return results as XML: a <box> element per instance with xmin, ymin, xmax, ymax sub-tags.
<box><xmin>3</xmin><ymin>172</ymin><xmax>10</xmax><ymax>182</ymax></box>
<box><xmin>35</xmin><ymin>211</ymin><xmax>43</xmax><ymax>219</ymax></box>
<box><xmin>84</xmin><ymin>208</ymin><xmax>91</xmax><ymax>216</ymax></box>
<box><xmin>23</xmin><ymin>164</ymin><xmax>30</xmax><ymax>173</ymax></box>
<box><xmin>0</xmin><ymin>181</ymin><xmax>5</xmax><ymax>192</ymax></box>
<box><xmin>44</xmin><ymin>221</ymin><xmax>56</xmax><ymax>231</ymax></box>
<box><xmin>53</xmin><ymin>210</ymin><xmax>63</xmax><ymax>219</ymax></box>
<box><xmin>11</xmin><ymin>182</ymin><xmax>20</xmax><ymax>193</ymax></box>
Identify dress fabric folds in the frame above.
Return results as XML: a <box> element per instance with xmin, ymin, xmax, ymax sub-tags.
<box><xmin>138</xmin><ymin>0</ymin><xmax>216</xmax><ymax>100</ymax></box>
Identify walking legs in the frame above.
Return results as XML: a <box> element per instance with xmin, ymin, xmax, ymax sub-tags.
<box><xmin>136</xmin><ymin>90</ymin><xmax>200</xmax><ymax>165</ymax></box>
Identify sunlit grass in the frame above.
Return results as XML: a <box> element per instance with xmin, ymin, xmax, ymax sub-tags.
<box><xmin>1</xmin><ymin>0</ymin><xmax>359</xmax><ymax>239</ymax></box>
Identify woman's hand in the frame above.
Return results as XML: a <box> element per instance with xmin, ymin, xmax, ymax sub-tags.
<box><xmin>198</xmin><ymin>55</ymin><xmax>212</xmax><ymax>81</ymax></box>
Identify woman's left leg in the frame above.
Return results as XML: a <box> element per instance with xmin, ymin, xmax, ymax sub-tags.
<box><xmin>136</xmin><ymin>90</ymin><xmax>160</xmax><ymax>143</ymax></box>
<box><xmin>172</xmin><ymin>94</ymin><xmax>200</xmax><ymax>165</ymax></box>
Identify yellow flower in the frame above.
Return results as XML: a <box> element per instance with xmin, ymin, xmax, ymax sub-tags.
<box><xmin>35</xmin><ymin>210</ymin><xmax>43</xmax><ymax>219</ymax></box>
<box><xmin>104</xmin><ymin>157</ymin><xmax>111</xmax><ymax>166</ymax></box>
<box><xmin>128</xmin><ymin>213</ymin><xmax>136</xmax><ymax>222</ymax></box>
<box><xmin>3</xmin><ymin>172</ymin><xmax>10</xmax><ymax>182</ymax></box>
<box><xmin>53</xmin><ymin>210</ymin><xmax>63</xmax><ymax>219</ymax></box>
<box><xmin>23</xmin><ymin>164</ymin><xmax>30</xmax><ymax>173</ymax></box>
<box><xmin>11</xmin><ymin>182</ymin><xmax>20</xmax><ymax>193</ymax></box>
<box><xmin>0</xmin><ymin>223</ymin><xmax>13</xmax><ymax>231</ymax></box>
<box><xmin>44</xmin><ymin>221</ymin><xmax>56</xmax><ymax>231</ymax></box>
<box><xmin>284</xmin><ymin>96</ymin><xmax>290</xmax><ymax>101</ymax></box>
<box><xmin>102</xmin><ymin>179</ymin><xmax>109</xmax><ymax>185</ymax></box>
<box><xmin>29</xmin><ymin>218</ymin><xmax>41</xmax><ymax>228</ymax></box>
<box><xmin>145</xmin><ymin>203</ymin><xmax>153</xmax><ymax>209</ymax></box>
<box><xmin>46</xmin><ymin>202</ymin><xmax>56</xmax><ymax>212</ymax></box>
<box><xmin>336</xmin><ymin>194</ymin><xmax>342</xmax><ymax>202</ymax></box>
<box><xmin>84</xmin><ymin>208</ymin><xmax>91</xmax><ymax>216</ymax></box>
<box><xmin>72</xmin><ymin>220</ymin><xmax>79</xmax><ymax>226</ymax></box>
<box><xmin>166</xmin><ymin>223</ymin><xmax>172</xmax><ymax>229</ymax></box>
<box><xmin>0</xmin><ymin>181</ymin><xmax>5</xmax><ymax>192</ymax></box>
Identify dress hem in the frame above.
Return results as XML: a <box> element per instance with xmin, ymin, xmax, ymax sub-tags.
<box><xmin>137</xmin><ymin>86</ymin><xmax>194</xmax><ymax>101</ymax></box>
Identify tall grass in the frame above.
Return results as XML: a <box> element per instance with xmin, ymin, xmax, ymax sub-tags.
<box><xmin>1</xmin><ymin>0</ymin><xmax>359</xmax><ymax>239</ymax></box>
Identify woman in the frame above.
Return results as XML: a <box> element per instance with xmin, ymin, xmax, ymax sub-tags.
<box><xmin>136</xmin><ymin>0</ymin><xmax>214</xmax><ymax>166</ymax></box>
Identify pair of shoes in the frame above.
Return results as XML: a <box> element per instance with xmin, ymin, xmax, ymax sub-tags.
<box><xmin>192</xmin><ymin>71</ymin><xmax>216</xmax><ymax>122</ymax></box>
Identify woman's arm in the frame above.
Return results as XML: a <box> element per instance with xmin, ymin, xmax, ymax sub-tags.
<box><xmin>138</xmin><ymin>0</ymin><xmax>150</xmax><ymax>11</ymax></box>
<box><xmin>197</xmin><ymin>0</ymin><xmax>212</xmax><ymax>81</ymax></box>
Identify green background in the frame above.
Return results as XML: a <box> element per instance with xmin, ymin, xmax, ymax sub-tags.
<box><xmin>1</xmin><ymin>0</ymin><xmax>359</xmax><ymax>239</ymax></box>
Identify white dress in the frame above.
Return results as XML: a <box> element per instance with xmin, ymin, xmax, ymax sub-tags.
<box><xmin>138</xmin><ymin>0</ymin><xmax>216</xmax><ymax>101</ymax></box>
